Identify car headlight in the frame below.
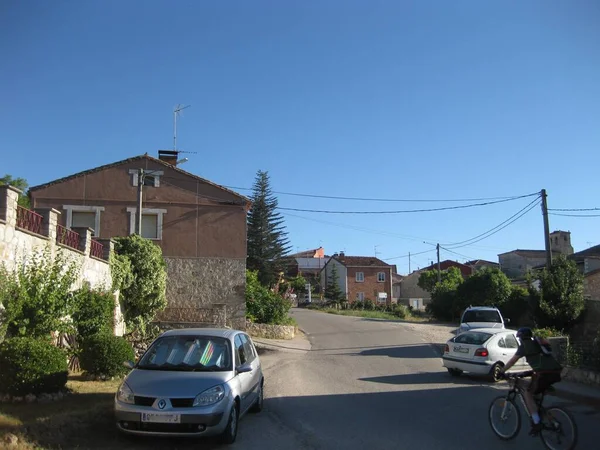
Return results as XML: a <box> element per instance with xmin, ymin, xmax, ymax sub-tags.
<box><xmin>193</xmin><ymin>385</ymin><xmax>225</xmax><ymax>407</ymax></box>
<box><xmin>117</xmin><ymin>382</ymin><xmax>135</xmax><ymax>404</ymax></box>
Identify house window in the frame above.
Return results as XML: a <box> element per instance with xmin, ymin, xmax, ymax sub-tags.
<box><xmin>129</xmin><ymin>169</ymin><xmax>163</xmax><ymax>187</ymax></box>
<box><xmin>356</xmin><ymin>272</ymin><xmax>364</xmax><ymax>282</ymax></box>
<box><xmin>377</xmin><ymin>272</ymin><xmax>386</xmax><ymax>282</ymax></box>
<box><xmin>357</xmin><ymin>292</ymin><xmax>365</xmax><ymax>301</ymax></box>
<box><xmin>63</xmin><ymin>205</ymin><xmax>105</xmax><ymax>236</ymax></box>
<box><xmin>127</xmin><ymin>207</ymin><xmax>167</xmax><ymax>240</ymax></box>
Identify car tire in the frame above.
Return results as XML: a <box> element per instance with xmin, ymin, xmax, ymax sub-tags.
<box><xmin>250</xmin><ymin>379</ymin><xmax>264</xmax><ymax>413</ymax></box>
<box><xmin>220</xmin><ymin>402</ymin><xmax>239</xmax><ymax>445</ymax></box>
<box><xmin>490</xmin><ymin>363</ymin><xmax>504</xmax><ymax>382</ymax></box>
<box><xmin>447</xmin><ymin>368</ymin><xmax>462</xmax><ymax>377</ymax></box>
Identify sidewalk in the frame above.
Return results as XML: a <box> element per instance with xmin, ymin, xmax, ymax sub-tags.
<box><xmin>550</xmin><ymin>380</ymin><xmax>600</xmax><ymax>408</ymax></box>
<box><xmin>252</xmin><ymin>329</ymin><xmax>312</xmax><ymax>353</ymax></box>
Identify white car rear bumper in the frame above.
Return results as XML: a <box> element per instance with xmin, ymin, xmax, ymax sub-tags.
<box><xmin>442</xmin><ymin>355</ymin><xmax>494</xmax><ymax>375</ymax></box>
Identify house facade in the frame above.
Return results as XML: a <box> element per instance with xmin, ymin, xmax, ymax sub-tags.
<box><xmin>28</xmin><ymin>152</ymin><xmax>250</xmax><ymax>329</ymax></box>
<box><xmin>321</xmin><ymin>253</ymin><xmax>393</xmax><ymax>304</ymax></box>
<box><xmin>499</xmin><ymin>230</ymin><xmax>574</xmax><ymax>279</ymax></box>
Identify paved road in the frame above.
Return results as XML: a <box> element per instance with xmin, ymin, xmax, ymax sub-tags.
<box><xmin>236</xmin><ymin>308</ymin><xmax>599</xmax><ymax>450</ymax></box>
<box><xmin>121</xmin><ymin>309</ymin><xmax>599</xmax><ymax>449</ymax></box>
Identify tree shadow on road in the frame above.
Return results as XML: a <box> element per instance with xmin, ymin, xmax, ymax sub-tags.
<box><xmin>358</xmin><ymin>371</ymin><xmax>495</xmax><ymax>386</ymax></box>
<box><xmin>358</xmin><ymin>344</ymin><xmax>440</xmax><ymax>359</ymax></box>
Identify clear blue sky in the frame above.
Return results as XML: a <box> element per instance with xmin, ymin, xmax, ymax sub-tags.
<box><xmin>2</xmin><ymin>0</ymin><xmax>599</xmax><ymax>273</ymax></box>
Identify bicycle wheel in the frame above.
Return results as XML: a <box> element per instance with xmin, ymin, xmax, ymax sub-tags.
<box><xmin>488</xmin><ymin>396</ymin><xmax>521</xmax><ymax>440</ymax></box>
<box><xmin>539</xmin><ymin>406</ymin><xmax>578</xmax><ymax>450</ymax></box>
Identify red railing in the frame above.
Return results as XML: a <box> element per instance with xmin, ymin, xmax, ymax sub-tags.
<box><xmin>56</xmin><ymin>225</ymin><xmax>80</xmax><ymax>249</ymax></box>
<box><xmin>16</xmin><ymin>206</ymin><xmax>43</xmax><ymax>234</ymax></box>
<box><xmin>90</xmin><ymin>239</ymin><xmax>104</xmax><ymax>259</ymax></box>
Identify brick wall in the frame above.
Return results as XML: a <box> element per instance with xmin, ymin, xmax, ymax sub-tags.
<box><xmin>346</xmin><ymin>266</ymin><xmax>392</xmax><ymax>304</ymax></box>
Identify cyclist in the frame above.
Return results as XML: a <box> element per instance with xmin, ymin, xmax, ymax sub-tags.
<box><xmin>499</xmin><ymin>327</ymin><xmax>563</xmax><ymax>435</ymax></box>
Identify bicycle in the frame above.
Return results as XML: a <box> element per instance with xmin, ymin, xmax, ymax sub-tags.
<box><xmin>488</xmin><ymin>370</ymin><xmax>578</xmax><ymax>450</ymax></box>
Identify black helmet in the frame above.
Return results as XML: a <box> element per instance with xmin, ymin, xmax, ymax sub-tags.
<box><xmin>517</xmin><ymin>327</ymin><xmax>533</xmax><ymax>339</ymax></box>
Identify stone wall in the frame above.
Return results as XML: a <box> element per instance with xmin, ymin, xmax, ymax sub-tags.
<box><xmin>246</xmin><ymin>322</ymin><xmax>297</xmax><ymax>340</ymax></box>
<box><xmin>158</xmin><ymin>257</ymin><xmax>246</xmax><ymax>330</ymax></box>
<box><xmin>0</xmin><ymin>185</ymin><xmax>123</xmax><ymax>336</ymax></box>
<box><xmin>570</xmin><ymin>299</ymin><xmax>600</xmax><ymax>341</ymax></box>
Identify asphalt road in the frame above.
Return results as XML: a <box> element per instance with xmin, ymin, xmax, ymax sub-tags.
<box><xmin>232</xmin><ymin>308</ymin><xmax>599</xmax><ymax>450</ymax></box>
<box><xmin>124</xmin><ymin>308</ymin><xmax>599</xmax><ymax>449</ymax></box>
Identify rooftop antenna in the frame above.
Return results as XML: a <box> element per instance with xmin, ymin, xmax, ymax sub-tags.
<box><xmin>173</xmin><ymin>104</ymin><xmax>191</xmax><ymax>151</ymax></box>
<box><xmin>374</xmin><ymin>245</ymin><xmax>381</xmax><ymax>258</ymax></box>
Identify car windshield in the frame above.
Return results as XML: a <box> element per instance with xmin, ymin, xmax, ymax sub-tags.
<box><xmin>455</xmin><ymin>332</ymin><xmax>493</xmax><ymax>345</ymax></box>
<box><xmin>462</xmin><ymin>310</ymin><xmax>501</xmax><ymax>323</ymax></box>
<box><xmin>137</xmin><ymin>335</ymin><xmax>232</xmax><ymax>371</ymax></box>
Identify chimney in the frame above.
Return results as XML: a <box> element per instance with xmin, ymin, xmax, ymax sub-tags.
<box><xmin>339</xmin><ymin>251</ymin><xmax>345</xmax><ymax>258</ymax></box>
<box><xmin>158</xmin><ymin>150</ymin><xmax>179</xmax><ymax>166</ymax></box>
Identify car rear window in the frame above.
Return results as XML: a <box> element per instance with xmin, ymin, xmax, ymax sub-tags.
<box><xmin>454</xmin><ymin>332</ymin><xmax>493</xmax><ymax>345</ymax></box>
<box><xmin>462</xmin><ymin>310</ymin><xmax>501</xmax><ymax>323</ymax></box>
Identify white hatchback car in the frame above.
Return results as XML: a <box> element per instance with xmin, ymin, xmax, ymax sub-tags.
<box><xmin>442</xmin><ymin>328</ymin><xmax>530</xmax><ymax>381</ymax></box>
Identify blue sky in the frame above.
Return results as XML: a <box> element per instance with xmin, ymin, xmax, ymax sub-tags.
<box><xmin>2</xmin><ymin>0</ymin><xmax>599</xmax><ymax>273</ymax></box>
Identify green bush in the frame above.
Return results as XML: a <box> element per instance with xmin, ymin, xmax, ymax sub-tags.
<box><xmin>72</xmin><ymin>286</ymin><xmax>115</xmax><ymax>340</ymax></box>
<box><xmin>80</xmin><ymin>334</ymin><xmax>135</xmax><ymax>378</ymax></box>
<box><xmin>533</xmin><ymin>327</ymin><xmax>564</xmax><ymax>338</ymax></box>
<box><xmin>392</xmin><ymin>304</ymin><xmax>409</xmax><ymax>319</ymax></box>
<box><xmin>0</xmin><ymin>337</ymin><xmax>68</xmax><ymax>395</ymax></box>
<box><xmin>246</xmin><ymin>270</ymin><xmax>293</xmax><ymax>325</ymax></box>
<box><xmin>363</xmin><ymin>300</ymin><xmax>375</xmax><ymax>311</ymax></box>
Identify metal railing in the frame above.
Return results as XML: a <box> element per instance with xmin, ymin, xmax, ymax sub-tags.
<box><xmin>56</xmin><ymin>224</ymin><xmax>80</xmax><ymax>249</ymax></box>
<box><xmin>16</xmin><ymin>206</ymin><xmax>43</xmax><ymax>234</ymax></box>
<box><xmin>90</xmin><ymin>239</ymin><xmax>104</xmax><ymax>259</ymax></box>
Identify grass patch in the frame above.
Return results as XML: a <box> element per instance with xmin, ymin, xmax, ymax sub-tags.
<box><xmin>320</xmin><ymin>308</ymin><xmax>429</xmax><ymax>322</ymax></box>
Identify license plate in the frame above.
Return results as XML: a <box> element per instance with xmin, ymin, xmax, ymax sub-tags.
<box><xmin>453</xmin><ymin>346</ymin><xmax>469</xmax><ymax>354</ymax></box>
<box><xmin>141</xmin><ymin>413</ymin><xmax>181</xmax><ymax>423</ymax></box>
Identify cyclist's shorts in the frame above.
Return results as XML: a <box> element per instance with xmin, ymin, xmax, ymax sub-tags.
<box><xmin>528</xmin><ymin>371</ymin><xmax>562</xmax><ymax>394</ymax></box>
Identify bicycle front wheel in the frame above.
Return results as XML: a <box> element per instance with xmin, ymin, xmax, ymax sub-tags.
<box><xmin>540</xmin><ymin>406</ymin><xmax>578</xmax><ymax>450</ymax></box>
<box><xmin>488</xmin><ymin>396</ymin><xmax>521</xmax><ymax>440</ymax></box>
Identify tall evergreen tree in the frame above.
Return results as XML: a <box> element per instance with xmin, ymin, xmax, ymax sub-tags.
<box><xmin>246</xmin><ymin>170</ymin><xmax>291</xmax><ymax>286</ymax></box>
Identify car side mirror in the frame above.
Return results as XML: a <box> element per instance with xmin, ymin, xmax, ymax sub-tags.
<box><xmin>505</xmin><ymin>318</ymin><xmax>511</xmax><ymax>323</ymax></box>
<box><xmin>236</xmin><ymin>362</ymin><xmax>252</xmax><ymax>374</ymax></box>
<box><xmin>123</xmin><ymin>361</ymin><xmax>135</xmax><ymax>369</ymax></box>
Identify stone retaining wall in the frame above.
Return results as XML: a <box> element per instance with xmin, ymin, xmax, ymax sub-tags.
<box><xmin>246</xmin><ymin>322</ymin><xmax>297</xmax><ymax>340</ymax></box>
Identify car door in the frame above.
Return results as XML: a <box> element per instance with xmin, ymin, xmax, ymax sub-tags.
<box><xmin>240</xmin><ymin>333</ymin><xmax>261</xmax><ymax>404</ymax></box>
<box><xmin>234</xmin><ymin>334</ymin><xmax>254</xmax><ymax>413</ymax></box>
<box><xmin>504</xmin><ymin>332</ymin><xmax>529</xmax><ymax>367</ymax></box>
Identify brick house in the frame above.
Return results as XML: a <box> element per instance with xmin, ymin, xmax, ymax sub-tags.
<box><xmin>320</xmin><ymin>253</ymin><xmax>393</xmax><ymax>304</ymax></box>
<box><xmin>27</xmin><ymin>151</ymin><xmax>251</xmax><ymax>329</ymax></box>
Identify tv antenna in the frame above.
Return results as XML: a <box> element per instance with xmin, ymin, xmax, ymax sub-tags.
<box><xmin>374</xmin><ymin>245</ymin><xmax>381</xmax><ymax>258</ymax></box>
<box><xmin>173</xmin><ymin>104</ymin><xmax>191</xmax><ymax>151</ymax></box>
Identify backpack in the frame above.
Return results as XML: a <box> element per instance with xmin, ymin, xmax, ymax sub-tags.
<box><xmin>534</xmin><ymin>336</ymin><xmax>554</xmax><ymax>356</ymax></box>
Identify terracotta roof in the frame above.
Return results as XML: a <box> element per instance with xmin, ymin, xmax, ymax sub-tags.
<box><xmin>465</xmin><ymin>259</ymin><xmax>499</xmax><ymax>266</ymax></box>
<box><xmin>28</xmin><ymin>154</ymin><xmax>250</xmax><ymax>204</ymax></box>
<box><xmin>334</xmin><ymin>255</ymin><xmax>391</xmax><ymax>267</ymax></box>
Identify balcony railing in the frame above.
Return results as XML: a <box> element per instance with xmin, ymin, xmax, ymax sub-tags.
<box><xmin>90</xmin><ymin>239</ymin><xmax>104</xmax><ymax>259</ymax></box>
<box><xmin>16</xmin><ymin>206</ymin><xmax>43</xmax><ymax>234</ymax></box>
<box><xmin>56</xmin><ymin>225</ymin><xmax>80</xmax><ymax>250</ymax></box>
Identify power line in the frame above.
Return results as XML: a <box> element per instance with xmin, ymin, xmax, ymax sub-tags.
<box><xmin>439</xmin><ymin>246</ymin><xmax>475</xmax><ymax>261</ymax></box>
<box><xmin>281</xmin><ymin>212</ymin><xmax>435</xmax><ymax>242</ymax></box>
<box><xmin>441</xmin><ymin>195</ymin><xmax>541</xmax><ymax>247</ymax></box>
<box><xmin>550</xmin><ymin>212</ymin><xmax>600</xmax><ymax>217</ymax></box>
<box><xmin>384</xmin><ymin>248</ymin><xmax>437</xmax><ymax>261</ymax></box>
<box><xmin>446</xmin><ymin>199</ymin><xmax>541</xmax><ymax>250</ymax></box>
<box><xmin>223</xmin><ymin>185</ymin><xmax>538</xmax><ymax>203</ymax></box>
<box><xmin>548</xmin><ymin>207</ymin><xmax>600</xmax><ymax>212</ymax></box>
<box><xmin>276</xmin><ymin>193</ymin><xmax>539</xmax><ymax>215</ymax></box>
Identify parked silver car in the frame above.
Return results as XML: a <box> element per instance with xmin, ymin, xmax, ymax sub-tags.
<box><xmin>114</xmin><ymin>328</ymin><xmax>264</xmax><ymax>444</ymax></box>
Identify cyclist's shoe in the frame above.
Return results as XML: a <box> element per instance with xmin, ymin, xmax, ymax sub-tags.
<box><xmin>529</xmin><ymin>422</ymin><xmax>543</xmax><ymax>436</ymax></box>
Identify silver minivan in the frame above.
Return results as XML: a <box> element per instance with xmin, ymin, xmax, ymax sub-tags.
<box><xmin>114</xmin><ymin>328</ymin><xmax>264</xmax><ymax>444</ymax></box>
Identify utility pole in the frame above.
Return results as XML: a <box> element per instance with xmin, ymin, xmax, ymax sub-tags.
<box><xmin>541</xmin><ymin>189</ymin><xmax>552</xmax><ymax>268</ymax></box>
<box><xmin>408</xmin><ymin>252</ymin><xmax>411</xmax><ymax>273</ymax></box>
<box><xmin>436</xmin><ymin>243</ymin><xmax>441</xmax><ymax>283</ymax></box>
<box><xmin>136</xmin><ymin>169</ymin><xmax>144</xmax><ymax>235</ymax></box>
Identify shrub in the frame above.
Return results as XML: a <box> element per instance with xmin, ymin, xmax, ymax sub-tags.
<box><xmin>392</xmin><ymin>304</ymin><xmax>410</xmax><ymax>319</ymax></box>
<box><xmin>72</xmin><ymin>286</ymin><xmax>115</xmax><ymax>340</ymax></box>
<box><xmin>363</xmin><ymin>300</ymin><xmax>375</xmax><ymax>311</ymax></box>
<box><xmin>246</xmin><ymin>270</ymin><xmax>293</xmax><ymax>325</ymax></box>
<box><xmin>80</xmin><ymin>334</ymin><xmax>135</xmax><ymax>378</ymax></box>
<box><xmin>533</xmin><ymin>327</ymin><xmax>564</xmax><ymax>338</ymax></box>
<box><xmin>0</xmin><ymin>337</ymin><xmax>68</xmax><ymax>395</ymax></box>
